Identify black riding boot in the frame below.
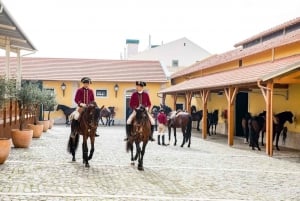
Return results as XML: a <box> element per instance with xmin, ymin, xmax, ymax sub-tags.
<box><xmin>162</xmin><ymin>135</ymin><xmax>167</xmax><ymax>146</ymax></box>
<box><xmin>149</xmin><ymin>125</ymin><xmax>155</xmax><ymax>141</ymax></box>
<box><xmin>157</xmin><ymin>135</ymin><xmax>161</xmax><ymax>145</ymax></box>
<box><xmin>124</xmin><ymin>124</ymin><xmax>132</xmax><ymax>141</ymax></box>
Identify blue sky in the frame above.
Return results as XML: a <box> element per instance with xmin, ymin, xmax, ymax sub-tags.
<box><xmin>2</xmin><ymin>0</ymin><xmax>300</xmax><ymax>59</ymax></box>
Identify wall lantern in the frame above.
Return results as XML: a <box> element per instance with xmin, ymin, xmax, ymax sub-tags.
<box><xmin>61</xmin><ymin>82</ymin><xmax>66</xmax><ymax>97</ymax></box>
<box><xmin>114</xmin><ymin>84</ymin><xmax>119</xmax><ymax>98</ymax></box>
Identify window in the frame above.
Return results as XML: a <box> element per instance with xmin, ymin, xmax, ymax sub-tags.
<box><xmin>172</xmin><ymin>60</ymin><xmax>179</xmax><ymax>67</ymax></box>
<box><xmin>96</xmin><ymin>89</ymin><xmax>107</xmax><ymax>97</ymax></box>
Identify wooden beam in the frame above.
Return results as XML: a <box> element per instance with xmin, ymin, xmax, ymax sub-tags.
<box><xmin>200</xmin><ymin>89</ymin><xmax>209</xmax><ymax>139</ymax></box>
<box><xmin>224</xmin><ymin>87</ymin><xmax>238</xmax><ymax>146</ymax></box>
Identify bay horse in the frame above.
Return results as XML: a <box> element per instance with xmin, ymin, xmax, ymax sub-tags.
<box><xmin>99</xmin><ymin>106</ymin><xmax>115</xmax><ymax>126</ymax></box>
<box><xmin>207</xmin><ymin>109</ymin><xmax>219</xmax><ymax>135</ymax></box>
<box><xmin>56</xmin><ymin>104</ymin><xmax>76</xmax><ymax>125</ymax></box>
<box><xmin>167</xmin><ymin>111</ymin><xmax>192</xmax><ymax>147</ymax></box>
<box><xmin>67</xmin><ymin>102</ymin><xmax>101</xmax><ymax>167</ymax></box>
<box><xmin>273</xmin><ymin>111</ymin><xmax>293</xmax><ymax>151</ymax></box>
<box><xmin>126</xmin><ymin>105</ymin><xmax>151</xmax><ymax>171</ymax></box>
<box><xmin>191</xmin><ymin>105</ymin><xmax>203</xmax><ymax>131</ymax></box>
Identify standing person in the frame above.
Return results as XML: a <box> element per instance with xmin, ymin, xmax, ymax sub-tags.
<box><xmin>157</xmin><ymin>108</ymin><xmax>168</xmax><ymax>146</ymax></box>
<box><xmin>124</xmin><ymin>81</ymin><xmax>155</xmax><ymax>141</ymax></box>
<box><xmin>73</xmin><ymin>77</ymin><xmax>99</xmax><ymax>137</ymax></box>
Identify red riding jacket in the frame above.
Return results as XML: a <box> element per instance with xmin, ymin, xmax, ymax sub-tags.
<box><xmin>74</xmin><ymin>87</ymin><xmax>95</xmax><ymax>106</ymax></box>
<box><xmin>129</xmin><ymin>91</ymin><xmax>151</xmax><ymax>110</ymax></box>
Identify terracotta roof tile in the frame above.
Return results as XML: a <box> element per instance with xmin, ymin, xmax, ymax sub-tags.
<box><xmin>160</xmin><ymin>54</ymin><xmax>300</xmax><ymax>94</ymax></box>
<box><xmin>172</xmin><ymin>29</ymin><xmax>300</xmax><ymax>79</ymax></box>
<box><xmin>0</xmin><ymin>57</ymin><xmax>168</xmax><ymax>83</ymax></box>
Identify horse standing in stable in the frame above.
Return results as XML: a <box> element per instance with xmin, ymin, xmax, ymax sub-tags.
<box><xmin>273</xmin><ymin>111</ymin><xmax>293</xmax><ymax>151</ymax></box>
<box><xmin>99</xmin><ymin>106</ymin><xmax>115</xmax><ymax>126</ymax></box>
<box><xmin>247</xmin><ymin>112</ymin><xmax>265</xmax><ymax>151</ymax></box>
<box><xmin>191</xmin><ymin>105</ymin><xmax>203</xmax><ymax>131</ymax></box>
<box><xmin>167</xmin><ymin>111</ymin><xmax>193</xmax><ymax>147</ymax></box>
<box><xmin>56</xmin><ymin>104</ymin><xmax>76</xmax><ymax>125</ymax></box>
<box><xmin>67</xmin><ymin>102</ymin><xmax>101</xmax><ymax>167</ymax></box>
<box><xmin>207</xmin><ymin>109</ymin><xmax>219</xmax><ymax>135</ymax></box>
<box><xmin>126</xmin><ymin>105</ymin><xmax>151</xmax><ymax>171</ymax></box>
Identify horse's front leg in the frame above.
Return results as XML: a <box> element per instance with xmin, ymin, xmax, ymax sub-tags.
<box><xmin>196</xmin><ymin>120</ymin><xmax>200</xmax><ymax>131</ymax></box>
<box><xmin>275</xmin><ymin>130</ymin><xmax>281</xmax><ymax>151</ymax></box>
<box><xmin>138</xmin><ymin>142</ymin><xmax>147</xmax><ymax>171</ymax></box>
<box><xmin>88</xmin><ymin>137</ymin><xmax>95</xmax><ymax>160</ymax></box>
<box><xmin>82</xmin><ymin>141</ymin><xmax>89</xmax><ymax>167</ymax></box>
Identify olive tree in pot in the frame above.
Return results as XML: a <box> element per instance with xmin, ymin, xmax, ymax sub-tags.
<box><xmin>0</xmin><ymin>76</ymin><xmax>16</xmax><ymax>164</ymax></box>
<box><xmin>27</xmin><ymin>84</ymin><xmax>44</xmax><ymax>138</ymax></box>
<box><xmin>41</xmin><ymin>89</ymin><xmax>57</xmax><ymax>129</ymax></box>
<box><xmin>11</xmin><ymin>82</ymin><xmax>41</xmax><ymax>148</ymax></box>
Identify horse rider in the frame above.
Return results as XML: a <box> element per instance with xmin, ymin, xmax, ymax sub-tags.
<box><xmin>124</xmin><ymin>81</ymin><xmax>155</xmax><ymax>141</ymax></box>
<box><xmin>72</xmin><ymin>77</ymin><xmax>99</xmax><ymax>137</ymax></box>
<box><xmin>157</xmin><ymin>108</ymin><xmax>168</xmax><ymax>145</ymax></box>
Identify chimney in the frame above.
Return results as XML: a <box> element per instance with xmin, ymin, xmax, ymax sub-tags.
<box><xmin>126</xmin><ymin>39</ymin><xmax>139</xmax><ymax>58</ymax></box>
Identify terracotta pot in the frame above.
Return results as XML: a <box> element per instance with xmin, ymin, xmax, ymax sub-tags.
<box><xmin>48</xmin><ymin>119</ymin><xmax>55</xmax><ymax>129</ymax></box>
<box><xmin>27</xmin><ymin>124</ymin><xmax>44</xmax><ymax>138</ymax></box>
<box><xmin>0</xmin><ymin>138</ymin><xmax>11</xmax><ymax>164</ymax></box>
<box><xmin>11</xmin><ymin>129</ymin><xmax>33</xmax><ymax>148</ymax></box>
<box><xmin>38</xmin><ymin>120</ymin><xmax>50</xmax><ymax>132</ymax></box>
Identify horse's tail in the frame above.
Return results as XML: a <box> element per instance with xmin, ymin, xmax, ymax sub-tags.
<box><xmin>126</xmin><ymin>140</ymin><xmax>132</xmax><ymax>153</ymax></box>
<box><xmin>186</xmin><ymin>115</ymin><xmax>192</xmax><ymax>141</ymax></box>
<box><xmin>67</xmin><ymin>132</ymin><xmax>79</xmax><ymax>153</ymax></box>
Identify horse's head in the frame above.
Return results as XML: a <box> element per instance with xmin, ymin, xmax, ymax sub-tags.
<box><xmin>135</xmin><ymin>105</ymin><xmax>148</xmax><ymax>124</ymax></box>
<box><xmin>82</xmin><ymin>103</ymin><xmax>100</xmax><ymax>129</ymax></box>
<box><xmin>161</xmin><ymin>104</ymin><xmax>172</xmax><ymax>116</ymax></box>
<box><xmin>191</xmin><ymin>105</ymin><xmax>197</xmax><ymax>113</ymax></box>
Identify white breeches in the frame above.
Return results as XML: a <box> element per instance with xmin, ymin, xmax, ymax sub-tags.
<box><xmin>127</xmin><ymin>110</ymin><xmax>155</xmax><ymax>125</ymax></box>
<box><xmin>158</xmin><ymin>123</ymin><xmax>166</xmax><ymax>135</ymax></box>
<box><xmin>69</xmin><ymin>107</ymin><xmax>80</xmax><ymax>121</ymax></box>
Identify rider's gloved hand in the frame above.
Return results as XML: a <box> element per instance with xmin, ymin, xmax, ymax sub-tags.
<box><xmin>80</xmin><ymin>103</ymin><xmax>87</xmax><ymax>107</ymax></box>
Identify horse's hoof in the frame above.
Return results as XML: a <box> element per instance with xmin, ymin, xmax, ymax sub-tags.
<box><xmin>131</xmin><ymin>162</ymin><xmax>135</xmax><ymax>166</ymax></box>
<box><xmin>138</xmin><ymin>166</ymin><xmax>144</xmax><ymax>171</ymax></box>
<box><xmin>180</xmin><ymin>145</ymin><xmax>184</xmax><ymax>147</ymax></box>
<box><xmin>85</xmin><ymin>164</ymin><xmax>90</xmax><ymax>168</ymax></box>
<box><xmin>258</xmin><ymin>147</ymin><xmax>261</xmax><ymax>151</ymax></box>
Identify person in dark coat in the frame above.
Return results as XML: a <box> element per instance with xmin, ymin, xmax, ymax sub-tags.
<box><xmin>124</xmin><ymin>81</ymin><xmax>155</xmax><ymax>141</ymax></box>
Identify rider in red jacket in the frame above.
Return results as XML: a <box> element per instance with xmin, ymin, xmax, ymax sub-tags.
<box><xmin>73</xmin><ymin>77</ymin><xmax>99</xmax><ymax>137</ymax></box>
<box><xmin>124</xmin><ymin>81</ymin><xmax>155</xmax><ymax>141</ymax></box>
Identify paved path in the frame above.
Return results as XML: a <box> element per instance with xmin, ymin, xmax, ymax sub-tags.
<box><xmin>0</xmin><ymin>125</ymin><xmax>300</xmax><ymax>201</ymax></box>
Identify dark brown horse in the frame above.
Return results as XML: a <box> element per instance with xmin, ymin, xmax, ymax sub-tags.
<box><xmin>99</xmin><ymin>106</ymin><xmax>115</xmax><ymax>126</ymax></box>
<box><xmin>168</xmin><ymin>111</ymin><xmax>192</xmax><ymax>147</ymax></box>
<box><xmin>273</xmin><ymin>111</ymin><xmax>293</xmax><ymax>151</ymax></box>
<box><xmin>191</xmin><ymin>105</ymin><xmax>203</xmax><ymax>131</ymax></box>
<box><xmin>126</xmin><ymin>105</ymin><xmax>151</xmax><ymax>171</ymax></box>
<box><xmin>67</xmin><ymin>102</ymin><xmax>101</xmax><ymax>167</ymax></box>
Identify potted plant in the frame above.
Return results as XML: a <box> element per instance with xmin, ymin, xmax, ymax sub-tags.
<box><xmin>26</xmin><ymin>84</ymin><xmax>44</xmax><ymax>138</ymax></box>
<box><xmin>41</xmin><ymin>89</ymin><xmax>57</xmax><ymax>129</ymax></box>
<box><xmin>11</xmin><ymin>82</ymin><xmax>40</xmax><ymax>148</ymax></box>
<box><xmin>0</xmin><ymin>76</ymin><xmax>16</xmax><ymax>163</ymax></box>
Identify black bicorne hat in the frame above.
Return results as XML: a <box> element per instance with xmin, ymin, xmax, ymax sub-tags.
<box><xmin>81</xmin><ymin>77</ymin><xmax>92</xmax><ymax>84</ymax></box>
<box><xmin>136</xmin><ymin>81</ymin><xmax>146</xmax><ymax>87</ymax></box>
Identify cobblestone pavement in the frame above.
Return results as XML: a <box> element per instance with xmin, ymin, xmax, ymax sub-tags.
<box><xmin>1</xmin><ymin>125</ymin><xmax>300</xmax><ymax>201</ymax></box>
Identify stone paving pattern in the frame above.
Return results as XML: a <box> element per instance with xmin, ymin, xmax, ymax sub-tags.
<box><xmin>0</xmin><ymin>125</ymin><xmax>300</xmax><ymax>201</ymax></box>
